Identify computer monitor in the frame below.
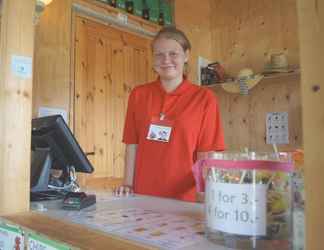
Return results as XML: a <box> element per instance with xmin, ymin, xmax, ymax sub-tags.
<box><xmin>31</xmin><ymin>115</ymin><xmax>94</xmax><ymax>195</ymax></box>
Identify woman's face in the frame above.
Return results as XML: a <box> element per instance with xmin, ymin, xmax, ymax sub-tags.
<box><xmin>152</xmin><ymin>37</ymin><xmax>189</xmax><ymax>82</ymax></box>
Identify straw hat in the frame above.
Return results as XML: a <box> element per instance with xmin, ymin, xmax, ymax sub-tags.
<box><xmin>264</xmin><ymin>53</ymin><xmax>293</xmax><ymax>73</ymax></box>
<box><xmin>221</xmin><ymin>68</ymin><xmax>264</xmax><ymax>94</ymax></box>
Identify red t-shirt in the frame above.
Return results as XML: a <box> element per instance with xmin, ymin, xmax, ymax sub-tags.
<box><xmin>123</xmin><ymin>78</ymin><xmax>225</xmax><ymax>202</ymax></box>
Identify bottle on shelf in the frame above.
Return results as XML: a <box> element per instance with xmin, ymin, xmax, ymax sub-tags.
<box><xmin>158</xmin><ymin>0</ymin><xmax>164</xmax><ymax>26</ymax></box>
<box><xmin>142</xmin><ymin>0</ymin><xmax>150</xmax><ymax>20</ymax></box>
<box><xmin>126</xmin><ymin>1</ymin><xmax>134</xmax><ymax>14</ymax></box>
<box><xmin>109</xmin><ymin>0</ymin><xmax>117</xmax><ymax>7</ymax></box>
<box><xmin>158</xmin><ymin>12</ymin><xmax>164</xmax><ymax>26</ymax></box>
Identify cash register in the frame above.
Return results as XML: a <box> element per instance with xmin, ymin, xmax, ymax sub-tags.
<box><xmin>30</xmin><ymin>115</ymin><xmax>96</xmax><ymax>209</ymax></box>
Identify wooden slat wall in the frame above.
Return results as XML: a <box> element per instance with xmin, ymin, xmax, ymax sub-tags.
<box><xmin>33</xmin><ymin>0</ymin><xmax>72</xmax><ymax>118</ymax></box>
<box><xmin>174</xmin><ymin>0</ymin><xmax>302</xmax><ymax>151</ymax></box>
<box><xmin>174</xmin><ymin>0</ymin><xmax>213</xmax><ymax>82</ymax></box>
<box><xmin>297</xmin><ymin>1</ymin><xmax>324</xmax><ymax>249</ymax></box>
<box><xmin>210</xmin><ymin>0</ymin><xmax>299</xmax><ymax>76</ymax></box>
<box><xmin>110</xmin><ymin>38</ymin><xmax>125</xmax><ymax>178</ymax></box>
<box><xmin>74</xmin><ymin>18</ymin><xmax>119</xmax><ymax>181</ymax></box>
<box><xmin>212</xmin><ymin>74</ymin><xmax>302</xmax><ymax>151</ymax></box>
<box><xmin>33</xmin><ymin>0</ymin><xmax>159</xmax><ymax>188</ymax></box>
<box><xmin>0</xmin><ymin>0</ymin><xmax>34</xmax><ymax>214</ymax></box>
<box><xmin>206</xmin><ymin>0</ymin><xmax>302</xmax><ymax>151</ymax></box>
<box><xmin>33</xmin><ymin>0</ymin><xmax>160</xmax><ymax>121</ymax></box>
<box><xmin>74</xmin><ymin>17</ymin><xmax>153</xmax><ymax>186</ymax></box>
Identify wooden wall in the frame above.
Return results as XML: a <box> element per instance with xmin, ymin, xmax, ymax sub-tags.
<box><xmin>73</xmin><ymin>16</ymin><xmax>153</xmax><ymax>184</ymax></box>
<box><xmin>212</xmin><ymin>74</ymin><xmax>302</xmax><ymax>151</ymax></box>
<box><xmin>297</xmin><ymin>0</ymin><xmax>324</xmax><ymax>249</ymax></box>
<box><xmin>208</xmin><ymin>0</ymin><xmax>302</xmax><ymax>151</ymax></box>
<box><xmin>210</xmin><ymin>0</ymin><xmax>299</xmax><ymax>76</ymax></box>
<box><xmin>33</xmin><ymin>0</ymin><xmax>160</xmax><ymax>121</ymax></box>
<box><xmin>33</xmin><ymin>0</ymin><xmax>160</xmax><ymax>118</ymax></box>
<box><xmin>174</xmin><ymin>0</ymin><xmax>213</xmax><ymax>82</ymax></box>
<box><xmin>0</xmin><ymin>0</ymin><xmax>34</xmax><ymax>214</ymax></box>
<box><xmin>33</xmin><ymin>0</ymin><xmax>160</xmax><ymax>186</ymax></box>
<box><xmin>173</xmin><ymin>0</ymin><xmax>302</xmax><ymax>151</ymax></box>
<box><xmin>33</xmin><ymin>0</ymin><xmax>72</xmax><ymax>118</ymax></box>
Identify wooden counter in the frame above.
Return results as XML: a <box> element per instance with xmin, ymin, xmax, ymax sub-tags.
<box><xmin>1</xmin><ymin>193</ymin><xmax>227</xmax><ymax>250</ymax></box>
<box><xmin>3</xmin><ymin>211</ymin><xmax>155</xmax><ymax>250</ymax></box>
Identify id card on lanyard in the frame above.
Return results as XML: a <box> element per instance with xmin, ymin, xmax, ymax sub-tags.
<box><xmin>147</xmin><ymin>113</ymin><xmax>174</xmax><ymax>143</ymax></box>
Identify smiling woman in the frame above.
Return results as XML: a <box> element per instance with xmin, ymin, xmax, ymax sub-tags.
<box><xmin>152</xmin><ymin>37</ymin><xmax>188</xmax><ymax>90</ymax></box>
<box><xmin>149</xmin><ymin>26</ymin><xmax>191</xmax><ymax>93</ymax></box>
<box><xmin>115</xmin><ymin>26</ymin><xmax>225</xmax><ymax>202</ymax></box>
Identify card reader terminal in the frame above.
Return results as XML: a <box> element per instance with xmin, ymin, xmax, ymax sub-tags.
<box><xmin>62</xmin><ymin>192</ymin><xmax>96</xmax><ymax>210</ymax></box>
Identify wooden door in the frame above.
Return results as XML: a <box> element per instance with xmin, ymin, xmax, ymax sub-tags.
<box><xmin>74</xmin><ymin>16</ymin><xmax>154</xmax><ymax>188</ymax></box>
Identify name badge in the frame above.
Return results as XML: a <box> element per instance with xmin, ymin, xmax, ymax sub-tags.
<box><xmin>147</xmin><ymin>116</ymin><xmax>173</xmax><ymax>143</ymax></box>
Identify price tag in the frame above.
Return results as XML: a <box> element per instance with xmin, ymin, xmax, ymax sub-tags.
<box><xmin>28</xmin><ymin>233</ymin><xmax>71</xmax><ymax>250</ymax></box>
<box><xmin>206</xmin><ymin>182</ymin><xmax>267</xmax><ymax>236</ymax></box>
<box><xmin>0</xmin><ymin>223</ymin><xmax>24</xmax><ymax>250</ymax></box>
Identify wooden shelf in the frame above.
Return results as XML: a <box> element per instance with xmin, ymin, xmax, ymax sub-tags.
<box><xmin>205</xmin><ymin>70</ymin><xmax>301</xmax><ymax>93</ymax></box>
<box><xmin>76</xmin><ymin>0</ymin><xmax>162</xmax><ymax>34</ymax></box>
<box><xmin>262</xmin><ymin>69</ymin><xmax>301</xmax><ymax>80</ymax></box>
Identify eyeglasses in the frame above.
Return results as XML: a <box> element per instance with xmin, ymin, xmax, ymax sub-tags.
<box><xmin>153</xmin><ymin>51</ymin><xmax>184</xmax><ymax>61</ymax></box>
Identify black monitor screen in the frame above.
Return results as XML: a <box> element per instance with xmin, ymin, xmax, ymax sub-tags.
<box><xmin>31</xmin><ymin>115</ymin><xmax>94</xmax><ymax>174</ymax></box>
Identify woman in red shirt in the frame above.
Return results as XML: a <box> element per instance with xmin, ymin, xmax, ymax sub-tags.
<box><xmin>116</xmin><ymin>26</ymin><xmax>225</xmax><ymax>202</ymax></box>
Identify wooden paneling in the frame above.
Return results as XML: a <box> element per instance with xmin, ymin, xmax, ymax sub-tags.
<box><xmin>173</xmin><ymin>1</ymin><xmax>302</xmax><ymax>151</ymax></box>
<box><xmin>110</xmin><ymin>39</ymin><xmax>126</xmax><ymax>178</ymax></box>
<box><xmin>33</xmin><ymin>0</ymin><xmax>159</xmax><ymax>188</ymax></box>
<box><xmin>297</xmin><ymin>1</ymin><xmax>324</xmax><ymax>249</ymax></box>
<box><xmin>33</xmin><ymin>0</ymin><xmax>72</xmax><ymax>118</ymax></box>
<box><xmin>204</xmin><ymin>0</ymin><xmax>302</xmax><ymax>151</ymax></box>
<box><xmin>33</xmin><ymin>0</ymin><xmax>160</xmax><ymax>121</ymax></box>
<box><xmin>174</xmin><ymin>0</ymin><xmax>298</xmax><ymax>82</ymax></box>
<box><xmin>212</xmin><ymin>74</ymin><xmax>302</xmax><ymax>151</ymax></box>
<box><xmin>0</xmin><ymin>0</ymin><xmax>34</xmax><ymax>214</ymax></box>
<box><xmin>74</xmin><ymin>17</ymin><xmax>153</xmax><ymax>186</ymax></box>
<box><xmin>210</xmin><ymin>0</ymin><xmax>300</xmax><ymax>76</ymax></box>
<box><xmin>174</xmin><ymin>0</ymin><xmax>213</xmax><ymax>82</ymax></box>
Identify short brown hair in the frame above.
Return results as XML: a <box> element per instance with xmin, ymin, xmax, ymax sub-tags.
<box><xmin>152</xmin><ymin>26</ymin><xmax>191</xmax><ymax>52</ymax></box>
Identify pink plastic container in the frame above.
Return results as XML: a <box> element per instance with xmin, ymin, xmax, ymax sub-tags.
<box><xmin>193</xmin><ymin>152</ymin><xmax>294</xmax><ymax>250</ymax></box>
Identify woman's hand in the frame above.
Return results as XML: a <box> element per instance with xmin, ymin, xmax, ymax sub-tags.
<box><xmin>113</xmin><ymin>144</ymin><xmax>137</xmax><ymax>197</ymax></box>
<box><xmin>113</xmin><ymin>185</ymin><xmax>134</xmax><ymax>196</ymax></box>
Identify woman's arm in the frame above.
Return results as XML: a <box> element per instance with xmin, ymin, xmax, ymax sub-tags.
<box><xmin>195</xmin><ymin>151</ymin><xmax>215</xmax><ymax>202</ymax></box>
<box><xmin>114</xmin><ymin>144</ymin><xmax>137</xmax><ymax>196</ymax></box>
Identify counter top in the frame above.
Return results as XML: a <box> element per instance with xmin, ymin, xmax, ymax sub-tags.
<box><xmin>2</xmin><ymin>192</ymin><xmax>231</xmax><ymax>250</ymax></box>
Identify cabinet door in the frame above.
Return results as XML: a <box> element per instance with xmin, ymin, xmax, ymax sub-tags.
<box><xmin>74</xmin><ymin>16</ymin><xmax>154</xmax><ymax>188</ymax></box>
